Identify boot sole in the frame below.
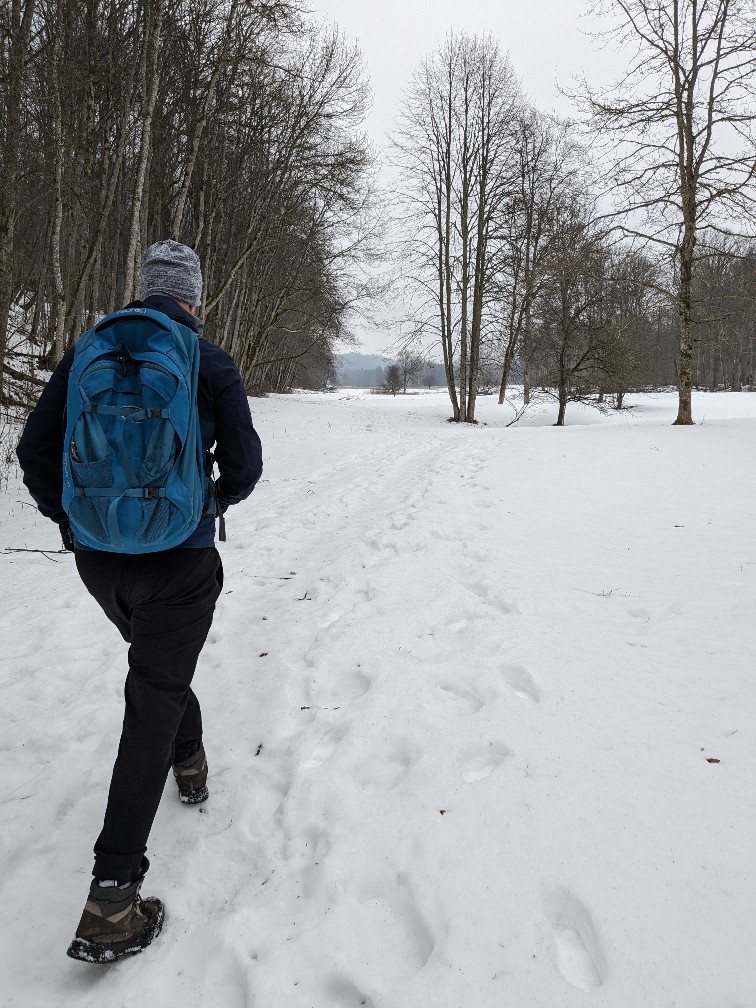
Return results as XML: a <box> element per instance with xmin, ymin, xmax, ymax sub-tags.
<box><xmin>66</xmin><ymin>899</ymin><xmax>165</xmax><ymax>964</ymax></box>
<box><xmin>178</xmin><ymin>785</ymin><xmax>209</xmax><ymax>804</ymax></box>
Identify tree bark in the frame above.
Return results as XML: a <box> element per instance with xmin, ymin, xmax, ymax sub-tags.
<box><xmin>171</xmin><ymin>0</ymin><xmax>239</xmax><ymax>241</ymax></box>
<box><xmin>556</xmin><ymin>383</ymin><xmax>567</xmax><ymax>426</ymax></box>
<box><xmin>49</xmin><ymin>25</ymin><xmax>66</xmax><ymax>367</ymax></box>
<box><xmin>122</xmin><ymin>0</ymin><xmax>164</xmax><ymax>304</ymax></box>
<box><xmin>0</xmin><ymin>0</ymin><xmax>38</xmax><ymax>402</ymax></box>
<box><xmin>673</xmin><ymin>220</ymin><xmax>696</xmax><ymax>424</ymax></box>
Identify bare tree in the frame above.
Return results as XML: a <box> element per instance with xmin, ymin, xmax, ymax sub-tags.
<box><xmin>578</xmin><ymin>0</ymin><xmax>756</xmax><ymax>424</ymax></box>
<box><xmin>382</xmin><ymin>363</ymin><xmax>403</xmax><ymax>396</ymax></box>
<box><xmin>396</xmin><ymin>349</ymin><xmax>424</xmax><ymax>392</ymax></box>
<box><xmin>392</xmin><ymin>33</ymin><xmax>523</xmax><ymax>422</ymax></box>
<box><xmin>2</xmin><ymin>1</ymin><xmax>376</xmax><ymax>399</ymax></box>
<box><xmin>600</xmin><ymin>249</ymin><xmax>660</xmax><ymax>407</ymax></box>
<box><xmin>533</xmin><ymin>196</ymin><xmax>609</xmax><ymax>425</ymax></box>
<box><xmin>493</xmin><ymin>111</ymin><xmax>582</xmax><ymax>407</ymax></box>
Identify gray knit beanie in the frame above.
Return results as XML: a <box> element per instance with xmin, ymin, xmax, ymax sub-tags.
<box><xmin>139</xmin><ymin>240</ymin><xmax>203</xmax><ymax>307</ymax></box>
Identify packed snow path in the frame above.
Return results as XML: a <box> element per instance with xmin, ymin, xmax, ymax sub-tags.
<box><xmin>1</xmin><ymin>390</ymin><xmax>754</xmax><ymax>1007</ymax></box>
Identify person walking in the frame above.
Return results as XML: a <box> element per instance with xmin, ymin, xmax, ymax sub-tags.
<box><xmin>16</xmin><ymin>240</ymin><xmax>263</xmax><ymax>963</ymax></box>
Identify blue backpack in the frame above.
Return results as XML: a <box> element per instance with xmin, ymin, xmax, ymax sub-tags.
<box><xmin>62</xmin><ymin>307</ymin><xmax>214</xmax><ymax>552</ymax></box>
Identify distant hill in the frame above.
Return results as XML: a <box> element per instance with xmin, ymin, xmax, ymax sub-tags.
<box><xmin>336</xmin><ymin>353</ymin><xmax>392</xmax><ymax>388</ymax></box>
<box><xmin>336</xmin><ymin>352</ymin><xmax>446</xmax><ymax>389</ymax></box>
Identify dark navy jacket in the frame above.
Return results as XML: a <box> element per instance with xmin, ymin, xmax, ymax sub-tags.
<box><xmin>16</xmin><ymin>296</ymin><xmax>263</xmax><ymax>548</ymax></box>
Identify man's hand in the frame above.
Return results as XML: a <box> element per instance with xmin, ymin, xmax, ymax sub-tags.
<box><xmin>215</xmin><ymin>480</ymin><xmax>229</xmax><ymax>514</ymax></box>
<box><xmin>60</xmin><ymin>524</ymin><xmax>75</xmax><ymax>551</ymax></box>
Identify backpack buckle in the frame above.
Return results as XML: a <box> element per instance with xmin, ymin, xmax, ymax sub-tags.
<box><xmin>149</xmin><ymin>408</ymin><xmax>162</xmax><ymax>419</ymax></box>
<box><xmin>145</xmin><ymin>487</ymin><xmax>161</xmax><ymax>499</ymax></box>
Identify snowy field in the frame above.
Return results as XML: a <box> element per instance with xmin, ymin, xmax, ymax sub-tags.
<box><xmin>1</xmin><ymin>389</ymin><xmax>755</xmax><ymax>1008</ymax></box>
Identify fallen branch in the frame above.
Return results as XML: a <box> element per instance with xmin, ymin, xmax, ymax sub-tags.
<box><xmin>2</xmin><ymin>547</ymin><xmax>66</xmax><ymax>561</ymax></box>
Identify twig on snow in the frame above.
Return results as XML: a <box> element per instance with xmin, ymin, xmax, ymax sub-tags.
<box><xmin>2</xmin><ymin>547</ymin><xmax>66</xmax><ymax>561</ymax></box>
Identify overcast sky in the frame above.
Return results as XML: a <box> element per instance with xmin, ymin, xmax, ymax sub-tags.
<box><xmin>305</xmin><ymin>0</ymin><xmax>624</xmax><ymax>356</ymax></box>
<box><xmin>308</xmin><ymin>0</ymin><xmax>620</xmax><ymax>149</ymax></box>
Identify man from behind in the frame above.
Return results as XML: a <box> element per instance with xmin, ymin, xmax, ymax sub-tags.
<box><xmin>17</xmin><ymin>240</ymin><xmax>263</xmax><ymax>963</ymax></box>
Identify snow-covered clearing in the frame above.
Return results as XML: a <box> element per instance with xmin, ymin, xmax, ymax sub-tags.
<box><xmin>1</xmin><ymin>389</ymin><xmax>755</xmax><ymax>1007</ymax></box>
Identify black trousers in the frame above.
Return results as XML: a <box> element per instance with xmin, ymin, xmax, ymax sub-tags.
<box><xmin>75</xmin><ymin>547</ymin><xmax>223</xmax><ymax>883</ymax></box>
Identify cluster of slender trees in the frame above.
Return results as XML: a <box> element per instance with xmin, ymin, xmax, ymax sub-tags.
<box><xmin>0</xmin><ymin>0</ymin><xmax>376</xmax><ymax>409</ymax></box>
<box><xmin>393</xmin><ymin>1</ymin><xmax>756</xmax><ymax>425</ymax></box>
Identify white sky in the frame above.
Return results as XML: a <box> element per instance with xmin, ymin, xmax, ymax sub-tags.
<box><xmin>305</xmin><ymin>0</ymin><xmax>624</xmax><ymax>355</ymax></box>
<box><xmin>308</xmin><ymin>0</ymin><xmax>621</xmax><ymax>150</ymax></box>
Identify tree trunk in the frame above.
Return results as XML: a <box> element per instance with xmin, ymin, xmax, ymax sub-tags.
<box><xmin>555</xmin><ymin>384</ymin><xmax>567</xmax><ymax>426</ymax></box>
<box><xmin>498</xmin><ymin>337</ymin><xmax>518</xmax><ymax>406</ymax></box>
<box><xmin>49</xmin><ymin>26</ymin><xmax>66</xmax><ymax>367</ymax></box>
<box><xmin>171</xmin><ymin>0</ymin><xmax>238</xmax><ymax>241</ymax></box>
<box><xmin>459</xmin><ymin>191</ymin><xmax>469</xmax><ymax>421</ymax></box>
<box><xmin>122</xmin><ymin>0</ymin><xmax>163</xmax><ymax>304</ymax></box>
<box><xmin>673</xmin><ymin>221</ymin><xmax>695</xmax><ymax>424</ymax></box>
<box><xmin>439</xmin><ymin>79</ymin><xmax>459</xmax><ymax>421</ymax></box>
<box><xmin>467</xmin><ymin>91</ymin><xmax>490</xmax><ymax>424</ymax></box>
<box><xmin>0</xmin><ymin>0</ymin><xmax>38</xmax><ymax>402</ymax></box>
<box><xmin>65</xmin><ymin>80</ymin><xmax>135</xmax><ymax>334</ymax></box>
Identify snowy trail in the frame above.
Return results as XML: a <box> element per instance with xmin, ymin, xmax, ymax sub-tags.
<box><xmin>1</xmin><ymin>390</ymin><xmax>754</xmax><ymax>1007</ymax></box>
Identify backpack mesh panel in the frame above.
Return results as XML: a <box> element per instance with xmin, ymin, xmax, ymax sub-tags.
<box><xmin>138</xmin><ymin>499</ymin><xmax>173</xmax><ymax>544</ymax></box>
<box><xmin>72</xmin><ymin>455</ymin><xmax>112</xmax><ymax>488</ymax></box>
<box><xmin>138</xmin><ymin>457</ymin><xmax>172</xmax><ymax>489</ymax></box>
<box><xmin>70</xmin><ymin>498</ymin><xmax>109</xmax><ymax>544</ymax></box>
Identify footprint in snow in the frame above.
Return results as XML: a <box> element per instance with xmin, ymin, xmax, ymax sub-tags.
<box><xmin>447</xmin><ymin>616</ymin><xmax>470</xmax><ymax>633</ymax></box>
<box><xmin>461</xmin><ymin>546</ymin><xmax>490</xmax><ymax>564</ymax></box>
<box><xmin>545</xmin><ymin>891</ymin><xmax>606</xmax><ymax>992</ymax></box>
<box><xmin>351</xmin><ymin>739</ymin><xmax>415</xmax><ymax>793</ymax></box>
<box><xmin>627</xmin><ymin>607</ymin><xmax>652</xmax><ymax>621</ymax></box>
<box><xmin>173</xmin><ymin>931</ymin><xmax>251</xmax><ymax>1008</ymax></box>
<box><xmin>309</xmin><ymin>670</ymin><xmax>371</xmax><ymax>706</ymax></box>
<box><xmin>437</xmin><ymin>680</ymin><xmax>486</xmax><ymax>714</ymax></box>
<box><xmin>460</xmin><ymin>742</ymin><xmax>510</xmax><ymax>782</ymax></box>
<box><xmin>501</xmin><ymin>663</ymin><xmax>540</xmax><ymax>704</ymax></box>
<box><xmin>352</xmin><ymin>874</ymin><xmax>435</xmax><ymax>983</ymax></box>
<box><xmin>303</xmin><ymin>724</ymin><xmax>348</xmax><ymax>770</ymax></box>
<box><xmin>318</xmin><ymin>608</ymin><xmax>344</xmax><ymax>631</ymax></box>
<box><xmin>367</xmin><ymin>532</ymin><xmax>399</xmax><ymax>556</ymax></box>
<box><xmin>281</xmin><ymin>822</ymin><xmax>329</xmax><ymax>873</ymax></box>
<box><xmin>322</xmin><ymin>976</ymin><xmax>375</xmax><ymax>1008</ymax></box>
<box><xmin>427</xmin><ymin>528</ymin><xmax>456</xmax><ymax>543</ymax></box>
<box><xmin>628</xmin><ymin>601</ymin><xmax>685</xmax><ymax>622</ymax></box>
<box><xmin>238</xmin><ymin>776</ymin><xmax>289</xmax><ymax>838</ymax></box>
<box><xmin>462</xmin><ymin>580</ymin><xmax>514</xmax><ymax>615</ymax></box>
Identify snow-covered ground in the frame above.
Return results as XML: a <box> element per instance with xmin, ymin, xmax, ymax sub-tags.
<box><xmin>1</xmin><ymin>389</ymin><xmax>755</xmax><ymax>1008</ymax></box>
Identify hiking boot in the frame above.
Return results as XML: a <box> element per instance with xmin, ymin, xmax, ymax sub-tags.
<box><xmin>67</xmin><ymin>866</ymin><xmax>164</xmax><ymax>964</ymax></box>
<box><xmin>172</xmin><ymin>743</ymin><xmax>208</xmax><ymax>804</ymax></box>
